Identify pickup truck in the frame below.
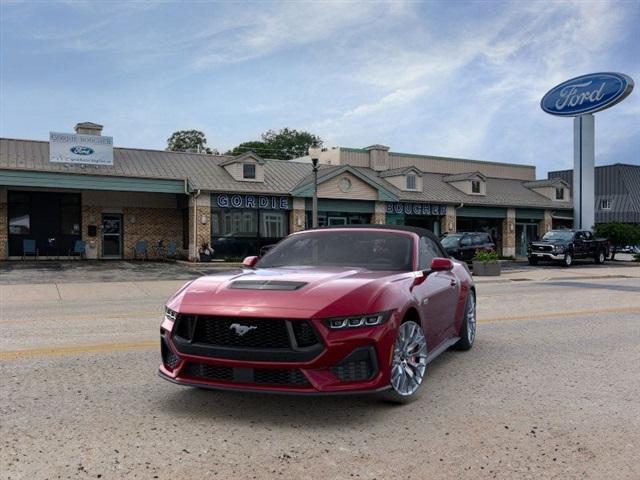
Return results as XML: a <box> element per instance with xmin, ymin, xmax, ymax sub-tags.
<box><xmin>527</xmin><ymin>230</ymin><xmax>609</xmax><ymax>267</ymax></box>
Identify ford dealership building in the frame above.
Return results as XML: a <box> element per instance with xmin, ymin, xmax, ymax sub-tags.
<box><xmin>0</xmin><ymin>122</ymin><xmax>575</xmax><ymax>261</ymax></box>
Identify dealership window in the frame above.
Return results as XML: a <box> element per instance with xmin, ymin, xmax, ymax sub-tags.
<box><xmin>8</xmin><ymin>192</ymin><xmax>30</xmax><ymax>234</ymax></box>
<box><xmin>243</xmin><ymin>163</ymin><xmax>256</xmax><ymax>179</ymax></box>
<box><xmin>555</xmin><ymin>187</ymin><xmax>564</xmax><ymax>200</ymax></box>
<box><xmin>406</xmin><ymin>174</ymin><xmax>417</xmax><ymax>190</ymax></box>
<box><xmin>471</xmin><ymin>180</ymin><xmax>481</xmax><ymax>194</ymax></box>
<box><xmin>600</xmin><ymin>199</ymin><xmax>612</xmax><ymax>210</ymax></box>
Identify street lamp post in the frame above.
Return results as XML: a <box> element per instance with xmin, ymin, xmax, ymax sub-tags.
<box><xmin>308</xmin><ymin>145</ymin><xmax>321</xmax><ymax>228</ymax></box>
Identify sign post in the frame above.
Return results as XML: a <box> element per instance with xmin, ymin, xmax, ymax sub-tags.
<box><xmin>541</xmin><ymin>72</ymin><xmax>633</xmax><ymax>230</ymax></box>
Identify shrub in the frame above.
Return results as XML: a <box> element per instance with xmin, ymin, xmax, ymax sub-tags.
<box><xmin>473</xmin><ymin>250</ymin><xmax>499</xmax><ymax>262</ymax></box>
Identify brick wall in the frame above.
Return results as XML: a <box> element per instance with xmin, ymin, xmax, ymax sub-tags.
<box><xmin>0</xmin><ymin>200</ymin><xmax>7</xmax><ymax>261</ymax></box>
<box><xmin>123</xmin><ymin>207</ymin><xmax>182</xmax><ymax>260</ymax></box>
<box><xmin>440</xmin><ymin>205</ymin><xmax>457</xmax><ymax>234</ymax></box>
<box><xmin>502</xmin><ymin>208</ymin><xmax>516</xmax><ymax>257</ymax></box>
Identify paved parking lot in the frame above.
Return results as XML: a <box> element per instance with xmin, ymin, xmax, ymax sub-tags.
<box><xmin>1</xmin><ymin>261</ymin><xmax>639</xmax><ymax>479</ymax></box>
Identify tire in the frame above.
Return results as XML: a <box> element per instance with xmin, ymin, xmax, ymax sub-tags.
<box><xmin>528</xmin><ymin>256</ymin><xmax>539</xmax><ymax>266</ymax></box>
<box><xmin>594</xmin><ymin>250</ymin><xmax>606</xmax><ymax>264</ymax></box>
<box><xmin>453</xmin><ymin>290</ymin><xmax>476</xmax><ymax>351</ymax></box>
<box><xmin>562</xmin><ymin>253</ymin><xmax>573</xmax><ymax>267</ymax></box>
<box><xmin>381</xmin><ymin>320</ymin><xmax>428</xmax><ymax>404</ymax></box>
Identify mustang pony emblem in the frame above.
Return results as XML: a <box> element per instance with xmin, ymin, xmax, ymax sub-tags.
<box><xmin>229</xmin><ymin>323</ymin><xmax>258</xmax><ymax>336</ymax></box>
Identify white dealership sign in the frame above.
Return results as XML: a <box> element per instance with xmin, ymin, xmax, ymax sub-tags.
<box><xmin>49</xmin><ymin>132</ymin><xmax>114</xmax><ymax>166</ymax></box>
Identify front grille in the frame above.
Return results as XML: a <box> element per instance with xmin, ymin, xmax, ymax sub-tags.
<box><xmin>184</xmin><ymin>362</ymin><xmax>233</xmax><ymax>381</ymax></box>
<box><xmin>161</xmin><ymin>337</ymin><xmax>180</xmax><ymax>370</ymax></box>
<box><xmin>534</xmin><ymin>244</ymin><xmax>553</xmax><ymax>252</ymax></box>
<box><xmin>193</xmin><ymin>316</ymin><xmax>291</xmax><ymax>348</ymax></box>
<box><xmin>291</xmin><ymin>321</ymin><xmax>319</xmax><ymax>348</ymax></box>
<box><xmin>254</xmin><ymin>369</ymin><xmax>310</xmax><ymax>386</ymax></box>
<box><xmin>183</xmin><ymin>362</ymin><xmax>309</xmax><ymax>387</ymax></box>
<box><xmin>331</xmin><ymin>347</ymin><xmax>377</xmax><ymax>382</ymax></box>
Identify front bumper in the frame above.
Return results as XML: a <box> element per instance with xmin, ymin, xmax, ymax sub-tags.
<box><xmin>158</xmin><ymin>312</ymin><xmax>398</xmax><ymax>394</ymax></box>
<box><xmin>528</xmin><ymin>251</ymin><xmax>565</xmax><ymax>261</ymax></box>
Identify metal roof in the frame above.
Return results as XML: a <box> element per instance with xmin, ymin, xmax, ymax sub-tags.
<box><xmin>443</xmin><ymin>171</ymin><xmax>486</xmax><ymax>182</ymax></box>
<box><xmin>0</xmin><ymin>137</ymin><xmax>572</xmax><ymax>210</ymax></box>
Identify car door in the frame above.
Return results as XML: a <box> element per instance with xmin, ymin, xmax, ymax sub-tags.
<box><xmin>573</xmin><ymin>232</ymin><xmax>586</xmax><ymax>258</ymax></box>
<box><xmin>459</xmin><ymin>234</ymin><xmax>473</xmax><ymax>261</ymax></box>
<box><xmin>413</xmin><ymin>235</ymin><xmax>460</xmax><ymax>348</ymax></box>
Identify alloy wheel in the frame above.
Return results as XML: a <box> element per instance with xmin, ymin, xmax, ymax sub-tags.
<box><xmin>391</xmin><ymin>321</ymin><xmax>427</xmax><ymax>397</ymax></box>
<box><xmin>466</xmin><ymin>293</ymin><xmax>476</xmax><ymax>344</ymax></box>
<box><xmin>565</xmin><ymin>254</ymin><xmax>572</xmax><ymax>266</ymax></box>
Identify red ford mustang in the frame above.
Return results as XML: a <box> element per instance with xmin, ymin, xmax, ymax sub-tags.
<box><xmin>159</xmin><ymin>225</ymin><xmax>476</xmax><ymax>402</ymax></box>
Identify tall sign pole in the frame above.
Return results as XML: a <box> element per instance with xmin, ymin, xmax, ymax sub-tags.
<box><xmin>541</xmin><ymin>72</ymin><xmax>633</xmax><ymax>230</ymax></box>
<box><xmin>573</xmin><ymin>114</ymin><xmax>595</xmax><ymax>229</ymax></box>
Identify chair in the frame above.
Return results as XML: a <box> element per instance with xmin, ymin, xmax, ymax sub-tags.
<box><xmin>22</xmin><ymin>239</ymin><xmax>38</xmax><ymax>261</ymax></box>
<box><xmin>69</xmin><ymin>240</ymin><xmax>86</xmax><ymax>260</ymax></box>
<box><xmin>165</xmin><ymin>241</ymin><xmax>177</xmax><ymax>259</ymax></box>
<box><xmin>133</xmin><ymin>240</ymin><xmax>149</xmax><ymax>260</ymax></box>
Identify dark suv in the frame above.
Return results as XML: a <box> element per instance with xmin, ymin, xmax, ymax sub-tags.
<box><xmin>441</xmin><ymin>232</ymin><xmax>496</xmax><ymax>262</ymax></box>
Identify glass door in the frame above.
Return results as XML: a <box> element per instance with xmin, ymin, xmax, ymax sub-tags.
<box><xmin>516</xmin><ymin>223</ymin><xmax>538</xmax><ymax>257</ymax></box>
<box><xmin>328</xmin><ymin>216</ymin><xmax>347</xmax><ymax>226</ymax></box>
<box><xmin>102</xmin><ymin>214</ymin><xmax>123</xmax><ymax>259</ymax></box>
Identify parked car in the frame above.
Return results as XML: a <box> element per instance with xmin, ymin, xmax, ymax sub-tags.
<box><xmin>527</xmin><ymin>230</ymin><xmax>609</xmax><ymax>267</ymax></box>
<box><xmin>441</xmin><ymin>232</ymin><xmax>496</xmax><ymax>262</ymax></box>
<box><xmin>159</xmin><ymin>225</ymin><xmax>476</xmax><ymax>402</ymax></box>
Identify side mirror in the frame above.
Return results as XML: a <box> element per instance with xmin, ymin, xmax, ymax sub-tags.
<box><xmin>430</xmin><ymin>257</ymin><xmax>454</xmax><ymax>272</ymax></box>
<box><xmin>242</xmin><ymin>256</ymin><xmax>259</xmax><ymax>268</ymax></box>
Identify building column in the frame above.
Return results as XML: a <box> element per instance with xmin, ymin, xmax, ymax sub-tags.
<box><xmin>81</xmin><ymin>203</ymin><xmax>103</xmax><ymax>259</ymax></box>
<box><xmin>539</xmin><ymin>210</ymin><xmax>553</xmax><ymax>238</ymax></box>
<box><xmin>0</xmin><ymin>189</ymin><xmax>7</xmax><ymax>260</ymax></box>
<box><xmin>189</xmin><ymin>193</ymin><xmax>212</xmax><ymax>261</ymax></box>
<box><xmin>290</xmin><ymin>197</ymin><xmax>306</xmax><ymax>233</ymax></box>
<box><xmin>373</xmin><ymin>202</ymin><xmax>386</xmax><ymax>225</ymax></box>
<box><xmin>502</xmin><ymin>207</ymin><xmax>516</xmax><ymax>257</ymax></box>
<box><xmin>440</xmin><ymin>205</ymin><xmax>457</xmax><ymax>234</ymax></box>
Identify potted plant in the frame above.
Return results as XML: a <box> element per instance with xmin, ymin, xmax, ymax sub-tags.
<box><xmin>472</xmin><ymin>250</ymin><xmax>501</xmax><ymax>276</ymax></box>
<box><xmin>198</xmin><ymin>242</ymin><xmax>214</xmax><ymax>262</ymax></box>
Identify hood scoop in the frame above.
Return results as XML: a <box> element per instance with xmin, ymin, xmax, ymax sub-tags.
<box><xmin>229</xmin><ymin>280</ymin><xmax>307</xmax><ymax>291</ymax></box>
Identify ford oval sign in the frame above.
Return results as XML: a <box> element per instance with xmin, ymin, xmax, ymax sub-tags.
<box><xmin>541</xmin><ymin>72</ymin><xmax>634</xmax><ymax>116</ymax></box>
<box><xmin>70</xmin><ymin>146</ymin><xmax>95</xmax><ymax>155</ymax></box>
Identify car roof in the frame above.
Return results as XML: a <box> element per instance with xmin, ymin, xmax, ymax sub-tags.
<box><xmin>309</xmin><ymin>224</ymin><xmax>441</xmax><ymax>243</ymax></box>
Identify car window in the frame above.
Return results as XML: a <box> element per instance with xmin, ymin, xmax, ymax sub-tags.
<box><xmin>472</xmin><ymin>235</ymin><xmax>484</xmax><ymax>246</ymax></box>
<box><xmin>575</xmin><ymin>232</ymin><xmax>584</xmax><ymax>241</ymax></box>
<box><xmin>440</xmin><ymin>235</ymin><xmax>460</xmax><ymax>248</ymax></box>
<box><xmin>460</xmin><ymin>235</ymin><xmax>472</xmax><ymax>247</ymax></box>
<box><xmin>418</xmin><ymin>236</ymin><xmax>443</xmax><ymax>270</ymax></box>
<box><xmin>583</xmin><ymin>231</ymin><xmax>593</xmax><ymax>240</ymax></box>
<box><xmin>258</xmin><ymin>230</ymin><xmax>414</xmax><ymax>271</ymax></box>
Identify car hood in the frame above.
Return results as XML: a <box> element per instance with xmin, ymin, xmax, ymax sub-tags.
<box><xmin>168</xmin><ymin>267</ymin><xmax>412</xmax><ymax>318</ymax></box>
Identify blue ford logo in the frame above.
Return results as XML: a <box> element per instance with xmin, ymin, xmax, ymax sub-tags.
<box><xmin>70</xmin><ymin>146</ymin><xmax>95</xmax><ymax>155</ymax></box>
<box><xmin>541</xmin><ymin>72</ymin><xmax>634</xmax><ymax>116</ymax></box>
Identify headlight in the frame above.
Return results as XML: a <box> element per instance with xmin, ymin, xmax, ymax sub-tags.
<box><xmin>326</xmin><ymin>311</ymin><xmax>391</xmax><ymax>330</ymax></box>
<box><xmin>164</xmin><ymin>307</ymin><xmax>178</xmax><ymax>322</ymax></box>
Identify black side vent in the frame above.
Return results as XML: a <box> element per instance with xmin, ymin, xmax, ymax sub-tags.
<box><xmin>331</xmin><ymin>347</ymin><xmax>378</xmax><ymax>382</ymax></box>
<box><xmin>161</xmin><ymin>337</ymin><xmax>180</xmax><ymax>371</ymax></box>
<box><xmin>229</xmin><ymin>280</ymin><xmax>307</xmax><ymax>291</ymax></box>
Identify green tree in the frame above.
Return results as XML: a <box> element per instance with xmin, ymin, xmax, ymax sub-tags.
<box><xmin>166</xmin><ymin>130</ymin><xmax>217</xmax><ymax>154</ymax></box>
<box><xmin>225</xmin><ymin>141</ymin><xmax>269</xmax><ymax>157</ymax></box>
<box><xmin>226</xmin><ymin>128</ymin><xmax>322</xmax><ymax>160</ymax></box>
<box><xmin>594</xmin><ymin>222</ymin><xmax>640</xmax><ymax>260</ymax></box>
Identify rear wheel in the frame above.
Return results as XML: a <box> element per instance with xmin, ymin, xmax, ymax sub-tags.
<box><xmin>453</xmin><ymin>290</ymin><xmax>476</xmax><ymax>351</ymax></box>
<box><xmin>562</xmin><ymin>253</ymin><xmax>573</xmax><ymax>267</ymax></box>
<box><xmin>382</xmin><ymin>321</ymin><xmax>427</xmax><ymax>404</ymax></box>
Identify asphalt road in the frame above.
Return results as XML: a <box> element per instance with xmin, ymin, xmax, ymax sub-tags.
<box><xmin>1</xmin><ymin>267</ymin><xmax>639</xmax><ymax>479</ymax></box>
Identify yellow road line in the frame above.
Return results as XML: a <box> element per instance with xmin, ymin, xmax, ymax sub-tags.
<box><xmin>2</xmin><ymin>306</ymin><xmax>639</xmax><ymax>361</ymax></box>
<box><xmin>478</xmin><ymin>306</ymin><xmax>640</xmax><ymax>324</ymax></box>
<box><xmin>0</xmin><ymin>341</ymin><xmax>156</xmax><ymax>360</ymax></box>
<box><xmin>0</xmin><ymin>311</ymin><xmax>161</xmax><ymax>325</ymax></box>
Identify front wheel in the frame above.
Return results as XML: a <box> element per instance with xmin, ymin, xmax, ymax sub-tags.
<box><xmin>562</xmin><ymin>253</ymin><xmax>573</xmax><ymax>267</ymax></box>
<box><xmin>453</xmin><ymin>290</ymin><xmax>476</xmax><ymax>351</ymax></box>
<box><xmin>382</xmin><ymin>321</ymin><xmax>428</xmax><ymax>404</ymax></box>
<box><xmin>528</xmin><ymin>256</ymin><xmax>539</xmax><ymax>265</ymax></box>
<box><xmin>594</xmin><ymin>250</ymin><xmax>606</xmax><ymax>264</ymax></box>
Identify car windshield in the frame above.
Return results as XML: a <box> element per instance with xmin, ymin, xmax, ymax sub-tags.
<box><xmin>257</xmin><ymin>230</ymin><xmax>414</xmax><ymax>271</ymax></box>
<box><xmin>440</xmin><ymin>235</ymin><xmax>461</xmax><ymax>247</ymax></box>
<box><xmin>542</xmin><ymin>231</ymin><xmax>574</xmax><ymax>241</ymax></box>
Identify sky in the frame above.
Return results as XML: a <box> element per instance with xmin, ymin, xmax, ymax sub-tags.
<box><xmin>0</xmin><ymin>0</ymin><xmax>638</xmax><ymax>177</ymax></box>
